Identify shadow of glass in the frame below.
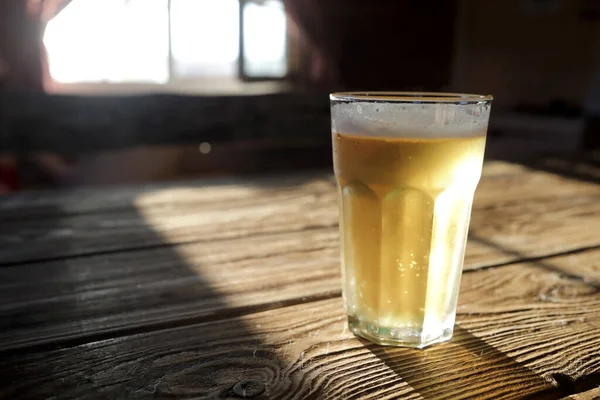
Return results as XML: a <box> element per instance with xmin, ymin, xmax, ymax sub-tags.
<box><xmin>361</xmin><ymin>327</ymin><xmax>562</xmax><ymax>399</ymax></box>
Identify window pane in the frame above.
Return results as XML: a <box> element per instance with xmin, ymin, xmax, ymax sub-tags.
<box><xmin>243</xmin><ymin>0</ymin><xmax>287</xmax><ymax>78</ymax></box>
<box><xmin>44</xmin><ymin>0</ymin><xmax>169</xmax><ymax>83</ymax></box>
<box><xmin>170</xmin><ymin>0</ymin><xmax>239</xmax><ymax>78</ymax></box>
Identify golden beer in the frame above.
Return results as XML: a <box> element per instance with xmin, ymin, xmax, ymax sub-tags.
<box><xmin>331</xmin><ymin>93</ymin><xmax>491</xmax><ymax>347</ymax></box>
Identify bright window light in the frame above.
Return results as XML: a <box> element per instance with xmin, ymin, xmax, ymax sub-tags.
<box><xmin>43</xmin><ymin>0</ymin><xmax>287</xmax><ymax>84</ymax></box>
<box><xmin>44</xmin><ymin>0</ymin><xmax>169</xmax><ymax>83</ymax></box>
<box><xmin>170</xmin><ymin>0</ymin><xmax>239</xmax><ymax>78</ymax></box>
<box><xmin>243</xmin><ymin>0</ymin><xmax>287</xmax><ymax>78</ymax></box>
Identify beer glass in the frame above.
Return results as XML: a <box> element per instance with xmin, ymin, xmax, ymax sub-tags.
<box><xmin>330</xmin><ymin>92</ymin><xmax>492</xmax><ymax>348</ymax></box>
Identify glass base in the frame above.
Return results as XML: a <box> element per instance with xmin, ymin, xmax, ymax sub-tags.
<box><xmin>348</xmin><ymin>315</ymin><xmax>453</xmax><ymax>349</ymax></box>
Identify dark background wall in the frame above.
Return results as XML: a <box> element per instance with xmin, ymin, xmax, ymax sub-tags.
<box><xmin>452</xmin><ymin>0</ymin><xmax>600</xmax><ymax>109</ymax></box>
<box><xmin>322</xmin><ymin>0</ymin><xmax>459</xmax><ymax>91</ymax></box>
<box><xmin>1</xmin><ymin>0</ymin><xmax>599</xmax><ymax>190</ymax></box>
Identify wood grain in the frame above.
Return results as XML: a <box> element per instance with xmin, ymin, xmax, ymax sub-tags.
<box><xmin>563</xmin><ymin>388</ymin><xmax>600</xmax><ymax>400</ymax></box>
<box><xmin>1</xmin><ymin>160</ymin><xmax>599</xmax><ymax>398</ymax></box>
<box><xmin>1</xmin><ymin>210</ymin><xmax>599</xmax><ymax>356</ymax></box>
<box><xmin>2</xmin><ymin>253</ymin><xmax>599</xmax><ymax>400</ymax></box>
<box><xmin>0</xmin><ymin>160</ymin><xmax>592</xmax><ymax>221</ymax></box>
<box><xmin>0</xmin><ymin>172</ymin><xmax>335</xmax><ymax>222</ymax></box>
<box><xmin>0</xmin><ymin>182</ymin><xmax>339</xmax><ymax>264</ymax></box>
<box><xmin>1</xmin><ymin>161</ymin><xmax>599</xmax><ymax>266</ymax></box>
<box><xmin>0</xmin><ymin>229</ymin><xmax>341</xmax><ymax>351</ymax></box>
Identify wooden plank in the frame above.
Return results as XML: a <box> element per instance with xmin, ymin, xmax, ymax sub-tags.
<box><xmin>0</xmin><ymin>172</ymin><xmax>335</xmax><ymax>221</ymax></box>
<box><xmin>0</xmin><ymin>229</ymin><xmax>341</xmax><ymax>351</ymax></box>
<box><xmin>1</xmin><ymin>184</ymin><xmax>598</xmax><ymax>268</ymax></box>
<box><xmin>1</xmin><ymin>163</ymin><xmax>599</xmax><ymax>265</ymax></box>
<box><xmin>562</xmin><ymin>388</ymin><xmax>600</xmax><ymax>400</ymax></box>
<box><xmin>0</xmin><ymin>160</ymin><xmax>587</xmax><ymax>221</ymax></box>
<box><xmin>2</xmin><ymin>255</ymin><xmax>599</xmax><ymax>399</ymax></box>
<box><xmin>467</xmin><ymin>192</ymin><xmax>600</xmax><ymax>268</ymax></box>
<box><xmin>1</xmin><ymin>212</ymin><xmax>598</xmax><ymax>354</ymax></box>
<box><xmin>0</xmin><ymin>183</ymin><xmax>339</xmax><ymax>264</ymax></box>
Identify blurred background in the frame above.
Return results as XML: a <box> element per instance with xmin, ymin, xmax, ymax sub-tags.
<box><xmin>1</xmin><ymin>0</ymin><xmax>599</xmax><ymax>191</ymax></box>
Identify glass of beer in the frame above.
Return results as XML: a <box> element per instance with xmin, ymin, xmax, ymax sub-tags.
<box><xmin>331</xmin><ymin>92</ymin><xmax>492</xmax><ymax>348</ymax></box>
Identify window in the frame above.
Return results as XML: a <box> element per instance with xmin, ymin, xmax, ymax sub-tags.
<box><xmin>170</xmin><ymin>0</ymin><xmax>239</xmax><ymax>79</ymax></box>
<box><xmin>43</xmin><ymin>0</ymin><xmax>287</xmax><ymax>85</ymax></box>
<box><xmin>241</xmin><ymin>0</ymin><xmax>287</xmax><ymax>79</ymax></box>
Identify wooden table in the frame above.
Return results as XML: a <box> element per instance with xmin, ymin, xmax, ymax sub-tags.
<box><xmin>1</xmin><ymin>158</ymin><xmax>599</xmax><ymax>399</ymax></box>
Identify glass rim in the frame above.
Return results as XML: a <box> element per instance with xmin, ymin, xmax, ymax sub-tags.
<box><xmin>330</xmin><ymin>91</ymin><xmax>493</xmax><ymax>104</ymax></box>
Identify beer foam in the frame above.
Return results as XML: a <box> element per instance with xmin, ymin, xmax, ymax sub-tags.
<box><xmin>331</xmin><ymin>102</ymin><xmax>491</xmax><ymax>138</ymax></box>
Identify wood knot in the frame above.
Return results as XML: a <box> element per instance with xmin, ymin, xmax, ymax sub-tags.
<box><xmin>231</xmin><ymin>380</ymin><xmax>265</xmax><ymax>398</ymax></box>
